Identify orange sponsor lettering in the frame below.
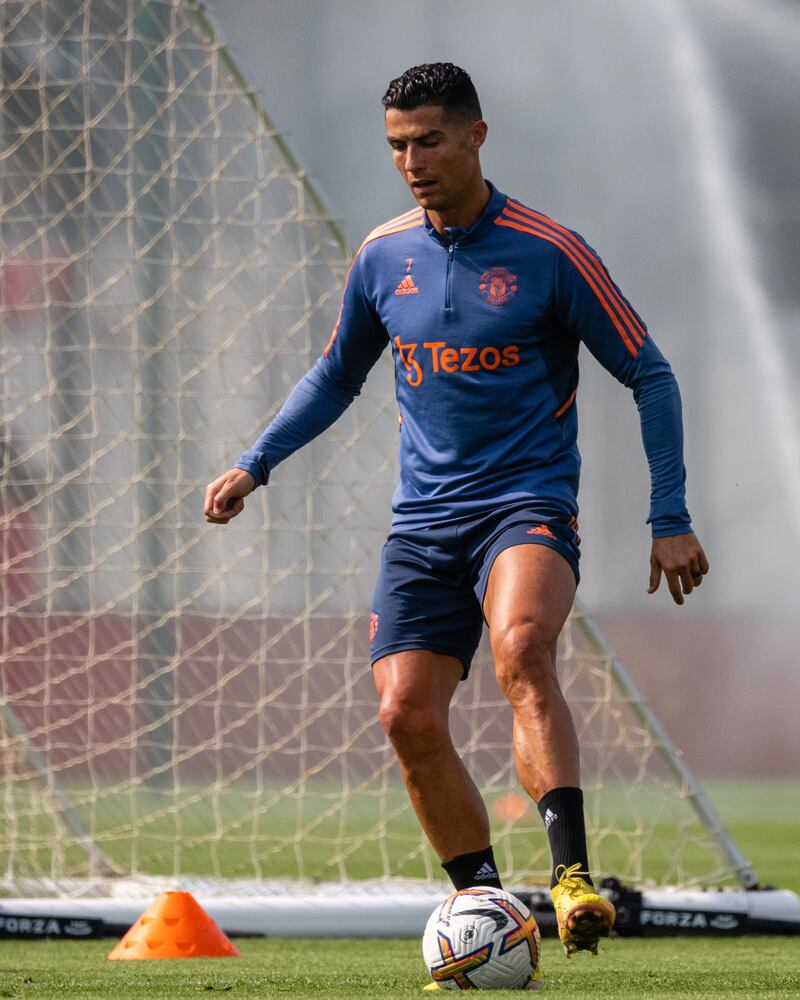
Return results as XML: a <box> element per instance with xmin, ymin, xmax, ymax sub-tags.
<box><xmin>460</xmin><ymin>346</ymin><xmax>480</xmax><ymax>372</ymax></box>
<box><xmin>424</xmin><ymin>341</ymin><xmax>446</xmax><ymax>372</ymax></box>
<box><xmin>394</xmin><ymin>336</ymin><xmax>423</xmax><ymax>386</ymax></box>
<box><xmin>440</xmin><ymin>347</ymin><xmax>460</xmax><ymax>373</ymax></box>
<box><xmin>396</xmin><ymin>339</ymin><xmax>521</xmax><ymax>385</ymax></box>
<box><xmin>480</xmin><ymin>346</ymin><xmax>501</xmax><ymax>370</ymax></box>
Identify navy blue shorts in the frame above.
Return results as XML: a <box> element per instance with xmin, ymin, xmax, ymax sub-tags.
<box><xmin>369</xmin><ymin>505</ymin><xmax>580</xmax><ymax>679</ymax></box>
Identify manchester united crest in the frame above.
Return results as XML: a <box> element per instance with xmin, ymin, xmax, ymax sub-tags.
<box><xmin>479</xmin><ymin>267</ymin><xmax>518</xmax><ymax>305</ymax></box>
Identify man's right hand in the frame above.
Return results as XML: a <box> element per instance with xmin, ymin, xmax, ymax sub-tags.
<box><xmin>204</xmin><ymin>468</ymin><xmax>256</xmax><ymax>524</ymax></box>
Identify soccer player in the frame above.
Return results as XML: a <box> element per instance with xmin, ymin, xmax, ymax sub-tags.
<box><xmin>205</xmin><ymin>63</ymin><xmax>709</xmax><ymax>965</ymax></box>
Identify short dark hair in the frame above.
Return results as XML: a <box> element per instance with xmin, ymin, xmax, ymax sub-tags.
<box><xmin>382</xmin><ymin>63</ymin><xmax>482</xmax><ymax>121</ymax></box>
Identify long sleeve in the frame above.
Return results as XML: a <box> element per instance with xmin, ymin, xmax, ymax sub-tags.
<box><xmin>235</xmin><ymin>251</ymin><xmax>388</xmax><ymax>486</ymax></box>
<box><xmin>553</xmin><ymin>239</ymin><xmax>692</xmax><ymax>536</ymax></box>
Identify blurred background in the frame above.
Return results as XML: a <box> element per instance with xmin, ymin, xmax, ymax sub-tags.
<box><xmin>220</xmin><ymin>0</ymin><xmax>800</xmax><ymax>777</ymax></box>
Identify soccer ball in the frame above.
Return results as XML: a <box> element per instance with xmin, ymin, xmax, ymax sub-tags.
<box><xmin>422</xmin><ymin>887</ymin><xmax>541</xmax><ymax>990</ymax></box>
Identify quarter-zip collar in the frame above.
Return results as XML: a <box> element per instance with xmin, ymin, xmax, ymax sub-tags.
<box><xmin>423</xmin><ymin>181</ymin><xmax>506</xmax><ymax>248</ymax></box>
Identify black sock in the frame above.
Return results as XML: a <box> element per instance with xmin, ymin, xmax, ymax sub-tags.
<box><xmin>442</xmin><ymin>846</ymin><xmax>503</xmax><ymax>890</ymax></box>
<box><xmin>538</xmin><ymin>786</ymin><xmax>593</xmax><ymax>889</ymax></box>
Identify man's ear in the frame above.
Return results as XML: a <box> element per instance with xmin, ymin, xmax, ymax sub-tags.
<box><xmin>471</xmin><ymin>119</ymin><xmax>488</xmax><ymax>151</ymax></box>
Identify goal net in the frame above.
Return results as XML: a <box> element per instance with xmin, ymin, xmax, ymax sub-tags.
<box><xmin>0</xmin><ymin>0</ymin><xmax>752</xmax><ymax>903</ymax></box>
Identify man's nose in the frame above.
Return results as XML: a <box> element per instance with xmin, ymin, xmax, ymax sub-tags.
<box><xmin>404</xmin><ymin>146</ymin><xmax>425</xmax><ymax>173</ymax></box>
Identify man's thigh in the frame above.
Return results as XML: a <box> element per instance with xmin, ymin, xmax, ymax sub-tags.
<box><xmin>372</xmin><ymin>650</ymin><xmax>463</xmax><ymax>714</ymax></box>
<box><xmin>482</xmin><ymin>544</ymin><xmax>576</xmax><ymax>646</ymax></box>
<box><xmin>370</xmin><ymin>530</ymin><xmax>484</xmax><ymax>679</ymax></box>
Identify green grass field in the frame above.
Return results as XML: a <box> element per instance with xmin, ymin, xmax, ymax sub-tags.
<box><xmin>0</xmin><ymin>781</ymin><xmax>797</xmax><ymax>998</ymax></box>
<box><xmin>1</xmin><ymin>937</ymin><xmax>799</xmax><ymax>999</ymax></box>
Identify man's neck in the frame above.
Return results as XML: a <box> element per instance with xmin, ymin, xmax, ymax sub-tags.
<box><xmin>426</xmin><ymin>179</ymin><xmax>491</xmax><ymax>235</ymax></box>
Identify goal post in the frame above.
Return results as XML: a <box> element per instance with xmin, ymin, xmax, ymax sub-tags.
<box><xmin>0</xmin><ymin>0</ymin><xmax>768</xmax><ymax>922</ymax></box>
<box><xmin>570</xmin><ymin>603</ymin><xmax>758</xmax><ymax>891</ymax></box>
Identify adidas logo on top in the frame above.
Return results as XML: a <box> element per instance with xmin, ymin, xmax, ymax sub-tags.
<box><xmin>474</xmin><ymin>862</ymin><xmax>498</xmax><ymax>880</ymax></box>
<box><xmin>394</xmin><ymin>275</ymin><xmax>419</xmax><ymax>295</ymax></box>
<box><xmin>544</xmin><ymin>808</ymin><xmax>558</xmax><ymax>830</ymax></box>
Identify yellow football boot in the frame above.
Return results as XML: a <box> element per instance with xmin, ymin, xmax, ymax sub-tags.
<box><xmin>550</xmin><ymin>863</ymin><xmax>615</xmax><ymax>957</ymax></box>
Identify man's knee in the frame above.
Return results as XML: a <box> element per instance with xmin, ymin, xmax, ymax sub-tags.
<box><xmin>492</xmin><ymin>621</ymin><xmax>559</xmax><ymax>701</ymax></box>
<box><xmin>378</xmin><ymin>694</ymin><xmax>449</xmax><ymax>761</ymax></box>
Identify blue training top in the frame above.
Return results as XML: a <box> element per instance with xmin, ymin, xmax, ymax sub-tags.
<box><xmin>236</xmin><ymin>183</ymin><xmax>691</xmax><ymax>537</ymax></box>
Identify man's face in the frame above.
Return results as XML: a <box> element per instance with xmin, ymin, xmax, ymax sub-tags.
<box><xmin>385</xmin><ymin>104</ymin><xmax>487</xmax><ymax>215</ymax></box>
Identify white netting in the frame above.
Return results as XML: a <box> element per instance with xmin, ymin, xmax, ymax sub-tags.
<box><xmin>0</xmin><ymin>0</ymin><xmax>747</xmax><ymax>898</ymax></box>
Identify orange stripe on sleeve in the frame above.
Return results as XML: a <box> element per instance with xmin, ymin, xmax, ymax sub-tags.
<box><xmin>506</xmin><ymin>200</ymin><xmax>646</xmax><ymax>348</ymax></box>
<box><xmin>361</xmin><ymin>207</ymin><xmax>425</xmax><ymax>247</ymax></box>
<box><xmin>324</xmin><ymin>209</ymin><xmax>424</xmax><ymax>357</ymax></box>
<box><xmin>496</xmin><ymin>213</ymin><xmax>640</xmax><ymax>357</ymax></box>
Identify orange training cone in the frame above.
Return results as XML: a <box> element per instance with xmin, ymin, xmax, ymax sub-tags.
<box><xmin>108</xmin><ymin>891</ymin><xmax>240</xmax><ymax>960</ymax></box>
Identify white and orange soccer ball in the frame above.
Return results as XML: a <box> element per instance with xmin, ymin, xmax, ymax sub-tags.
<box><xmin>422</xmin><ymin>887</ymin><xmax>541</xmax><ymax>990</ymax></box>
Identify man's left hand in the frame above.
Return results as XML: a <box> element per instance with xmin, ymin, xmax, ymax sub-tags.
<box><xmin>648</xmin><ymin>532</ymin><xmax>709</xmax><ymax>606</ymax></box>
